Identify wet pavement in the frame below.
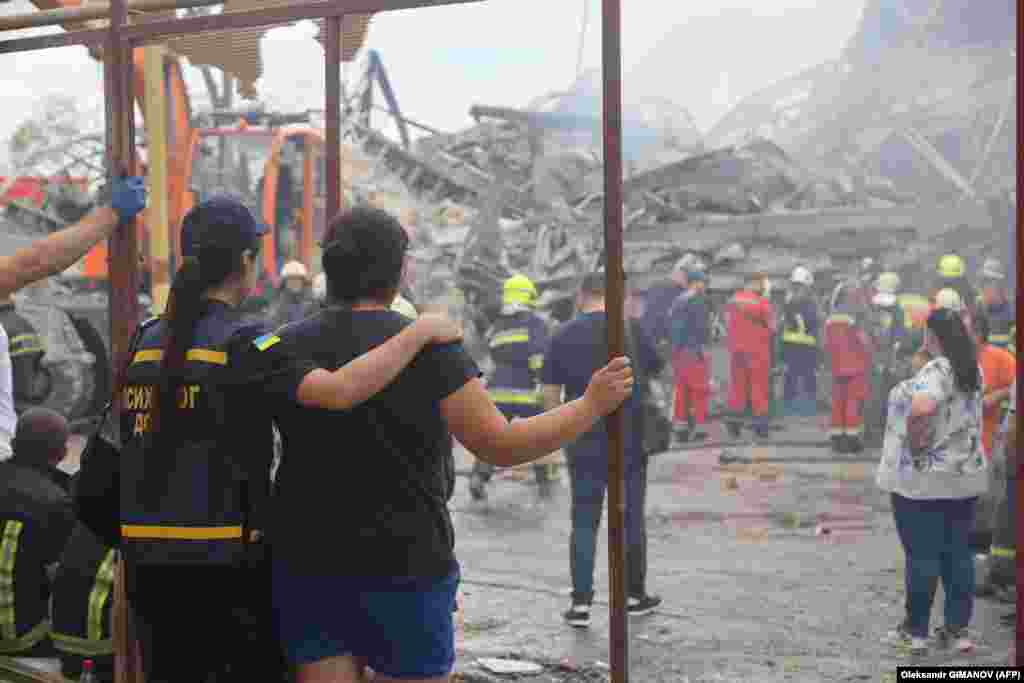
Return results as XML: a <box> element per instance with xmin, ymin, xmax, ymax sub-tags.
<box><xmin>450</xmin><ymin>419</ymin><xmax>1016</xmax><ymax>682</ymax></box>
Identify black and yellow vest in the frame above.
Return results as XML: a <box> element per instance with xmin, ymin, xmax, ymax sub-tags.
<box><xmin>50</xmin><ymin>523</ymin><xmax>115</xmax><ymax>658</ymax></box>
<box><xmin>119</xmin><ymin>306</ymin><xmax>260</xmax><ymax>566</ymax></box>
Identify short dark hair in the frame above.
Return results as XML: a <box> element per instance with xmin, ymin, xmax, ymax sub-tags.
<box><xmin>580</xmin><ymin>270</ymin><xmax>628</xmax><ymax>296</ymax></box>
<box><xmin>322</xmin><ymin>206</ymin><xmax>409</xmax><ymax>303</ymax></box>
<box><xmin>13</xmin><ymin>407</ymin><xmax>68</xmax><ymax>467</ymax></box>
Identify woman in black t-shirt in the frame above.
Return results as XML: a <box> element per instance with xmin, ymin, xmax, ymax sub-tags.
<box><xmin>271</xmin><ymin>207</ymin><xmax>634</xmax><ymax>683</ymax></box>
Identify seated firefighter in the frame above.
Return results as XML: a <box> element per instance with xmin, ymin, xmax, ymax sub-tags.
<box><xmin>0</xmin><ymin>408</ymin><xmax>77</xmax><ymax>662</ymax></box>
<box><xmin>50</xmin><ymin>512</ymin><xmax>116</xmax><ymax>683</ymax></box>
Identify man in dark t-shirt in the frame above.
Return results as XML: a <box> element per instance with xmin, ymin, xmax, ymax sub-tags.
<box><xmin>541</xmin><ymin>272</ymin><xmax>663</xmax><ymax>628</ymax></box>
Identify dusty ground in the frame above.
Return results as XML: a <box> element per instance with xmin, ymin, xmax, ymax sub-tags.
<box><xmin>450</xmin><ymin>419</ymin><xmax>1016</xmax><ymax>682</ymax></box>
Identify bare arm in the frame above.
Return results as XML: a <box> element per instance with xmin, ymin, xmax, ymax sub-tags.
<box><xmin>0</xmin><ymin>206</ymin><xmax>119</xmax><ymax>299</ymax></box>
<box><xmin>442</xmin><ymin>358</ymin><xmax>633</xmax><ymax>468</ymax></box>
<box><xmin>296</xmin><ymin>314</ymin><xmax>461</xmax><ymax>411</ymax></box>
<box><xmin>442</xmin><ymin>379</ymin><xmax>601</xmax><ymax>467</ymax></box>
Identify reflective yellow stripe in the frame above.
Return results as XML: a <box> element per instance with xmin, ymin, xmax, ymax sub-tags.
<box><xmin>782</xmin><ymin>331</ymin><xmax>816</xmax><ymax>345</ymax></box>
<box><xmin>87</xmin><ymin>550</ymin><xmax>115</xmax><ymax>641</ymax></box>
<box><xmin>991</xmin><ymin>546</ymin><xmax>1016</xmax><ymax>559</ymax></box>
<box><xmin>51</xmin><ymin>631</ymin><xmax>113</xmax><ymax>657</ymax></box>
<box><xmin>131</xmin><ymin>348</ymin><xmax>227</xmax><ymax>365</ymax></box>
<box><xmin>845</xmin><ymin>426</ymin><xmax>864</xmax><ymax>436</ymax></box>
<box><xmin>826</xmin><ymin>314</ymin><xmax>855</xmax><ymax>326</ymax></box>
<box><xmin>8</xmin><ymin>346</ymin><xmax>44</xmax><ymax>357</ymax></box>
<box><xmin>186</xmin><ymin>349</ymin><xmax>227</xmax><ymax>365</ymax></box>
<box><xmin>488</xmin><ymin>389</ymin><xmax>542</xmax><ymax>405</ymax></box>
<box><xmin>120</xmin><ymin>525</ymin><xmax>243</xmax><ymax>540</ymax></box>
<box><xmin>990</xmin><ymin>334</ymin><xmax>1011</xmax><ymax>343</ymax></box>
<box><xmin>0</xmin><ymin>619</ymin><xmax>48</xmax><ymax>654</ymax></box>
<box><xmin>0</xmin><ymin>521</ymin><xmax>22</xmax><ymax>641</ymax></box>
<box><xmin>528</xmin><ymin>354</ymin><xmax>544</xmax><ymax>371</ymax></box>
<box><xmin>489</xmin><ymin>328</ymin><xmax>530</xmax><ymax>348</ymax></box>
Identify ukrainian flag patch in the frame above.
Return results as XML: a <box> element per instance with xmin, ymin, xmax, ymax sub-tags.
<box><xmin>253</xmin><ymin>334</ymin><xmax>281</xmax><ymax>352</ymax></box>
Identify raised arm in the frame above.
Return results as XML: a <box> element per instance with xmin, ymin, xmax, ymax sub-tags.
<box><xmin>296</xmin><ymin>313</ymin><xmax>463</xmax><ymax>410</ymax></box>
<box><xmin>442</xmin><ymin>357</ymin><xmax>633</xmax><ymax>467</ymax></box>
<box><xmin>0</xmin><ymin>178</ymin><xmax>146</xmax><ymax>299</ymax></box>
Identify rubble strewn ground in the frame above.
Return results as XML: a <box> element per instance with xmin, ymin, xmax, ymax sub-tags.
<box><xmin>450</xmin><ymin>420</ymin><xmax>1015</xmax><ymax>682</ymax></box>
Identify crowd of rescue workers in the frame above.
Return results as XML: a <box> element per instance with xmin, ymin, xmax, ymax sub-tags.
<box><xmin>0</xmin><ymin>177</ymin><xmax>1016</xmax><ymax>682</ymax></box>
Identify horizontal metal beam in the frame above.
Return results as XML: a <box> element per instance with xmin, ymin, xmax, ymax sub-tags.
<box><xmin>123</xmin><ymin>0</ymin><xmax>480</xmax><ymax>44</ymax></box>
<box><xmin>0</xmin><ymin>26</ymin><xmax>108</xmax><ymax>52</ymax></box>
<box><xmin>0</xmin><ymin>0</ymin><xmax>220</xmax><ymax>32</ymax></box>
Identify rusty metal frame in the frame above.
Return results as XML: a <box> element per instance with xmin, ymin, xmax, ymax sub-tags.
<box><xmin>1</xmin><ymin>0</ymin><xmax>629</xmax><ymax>678</ymax></box>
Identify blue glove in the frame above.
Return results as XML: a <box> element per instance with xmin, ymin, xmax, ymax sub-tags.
<box><xmin>109</xmin><ymin>176</ymin><xmax>147</xmax><ymax>221</ymax></box>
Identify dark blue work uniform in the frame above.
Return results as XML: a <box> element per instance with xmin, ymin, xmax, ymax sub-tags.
<box><xmin>471</xmin><ymin>311</ymin><xmax>552</xmax><ymax>496</ymax></box>
<box><xmin>541</xmin><ymin>311</ymin><xmax>662</xmax><ymax>605</ymax></box>
<box><xmin>782</xmin><ymin>294</ymin><xmax>819</xmax><ymax>417</ymax></box>
<box><xmin>117</xmin><ymin>301</ymin><xmax>314</xmax><ymax>683</ymax></box>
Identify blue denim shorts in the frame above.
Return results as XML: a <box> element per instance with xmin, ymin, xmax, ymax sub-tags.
<box><xmin>272</xmin><ymin>561</ymin><xmax>460</xmax><ymax>678</ymax></box>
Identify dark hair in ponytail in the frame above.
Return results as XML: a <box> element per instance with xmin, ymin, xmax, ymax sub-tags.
<box><xmin>321</xmin><ymin>206</ymin><xmax>408</xmax><ymax>304</ymax></box>
<box><xmin>149</xmin><ymin>241</ymin><xmax>254</xmax><ymax>436</ymax></box>
<box><xmin>926</xmin><ymin>307</ymin><xmax>980</xmax><ymax>395</ymax></box>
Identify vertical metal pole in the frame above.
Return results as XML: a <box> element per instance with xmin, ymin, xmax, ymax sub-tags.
<box><xmin>106</xmin><ymin>1</ymin><xmax>142</xmax><ymax>681</ymax></box>
<box><xmin>325</xmin><ymin>15</ymin><xmax>342</xmax><ymax>222</ymax></box>
<box><xmin>144</xmin><ymin>44</ymin><xmax>170</xmax><ymax>313</ymax></box>
<box><xmin>601</xmin><ymin>0</ymin><xmax>627</xmax><ymax>681</ymax></box>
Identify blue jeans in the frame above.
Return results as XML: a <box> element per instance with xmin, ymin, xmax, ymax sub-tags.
<box><xmin>566</xmin><ymin>436</ymin><xmax>648</xmax><ymax>604</ymax></box>
<box><xmin>890</xmin><ymin>494</ymin><xmax>977</xmax><ymax>638</ymax></box>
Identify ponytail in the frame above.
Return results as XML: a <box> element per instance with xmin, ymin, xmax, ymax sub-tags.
<box><xmin>150</xmin><ymin>244</ymin><xmax>250</xmax><ymax>436</ymax></box>
<box><xmin>926</xmin><ymin>307</ymin><xmax>981</xmax><ymax>395</ymax></box>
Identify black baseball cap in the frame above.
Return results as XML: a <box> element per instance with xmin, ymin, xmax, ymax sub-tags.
<box><xmin>180</xmin><ymin>196</ymin><xmax>268</xmax><ymax>259</ymax></box>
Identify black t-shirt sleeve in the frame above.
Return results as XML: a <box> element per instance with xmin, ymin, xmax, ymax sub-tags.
<box><xmin>230</xmin><ymin>331</ymin><xmax>317</xmax><ymax>406</ymax></box>
<box><xmin>413</xmin><ymin>341</ymin><xmax>481</xmax><ymax>404</ymax></box>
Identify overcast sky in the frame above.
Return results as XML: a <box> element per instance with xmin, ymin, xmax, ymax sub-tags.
<box><xmin>0</xmin><ymin>0</ymin><xmax>866</xmax><ymax>171</ymax></box>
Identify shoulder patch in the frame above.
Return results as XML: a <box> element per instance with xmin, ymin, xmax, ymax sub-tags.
<box><xmin>253</xmin><ymin>334</ymin><xmax>281</xmax><ymax>352</ymax></box>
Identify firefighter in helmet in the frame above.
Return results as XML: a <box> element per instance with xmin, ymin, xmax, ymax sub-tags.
<box><xmin>469</xmin><ymin>274</ymin><xmax>556</xmax><ymax>501</ymax></box>
<box><xmin>781</xmin><ymin>266</ymin><xmax>819</xmax><ymax>417</ymax></box>
<box><xmin>934</xmin><ymin>254</ymin><xmax>977</xmax><ymax>318</ymax></box>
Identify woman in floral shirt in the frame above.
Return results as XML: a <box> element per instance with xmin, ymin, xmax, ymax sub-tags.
<box><xmin>876</xmin><ymin>308</ymin><xmax>986</xmax><ymax>656</ymax></box>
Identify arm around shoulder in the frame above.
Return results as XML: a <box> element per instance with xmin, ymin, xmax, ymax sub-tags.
<box><xmin>296</xmin><ymin>313</ymin><xmax>462</xmax><ymax>410</ymax></box>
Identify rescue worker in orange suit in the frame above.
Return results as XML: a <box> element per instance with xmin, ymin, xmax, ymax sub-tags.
<box><xmin>724</xmin><ymin>272</ymin><xmax>776</xmax><ymax>439</ymax></box>
<box><xmin>469</xmin><ymin>274</ymin><xmax>555</xmax><ymax>501</ymax></box>
<box><xmin>824</xmin><ymin>287</ymin><xmax>873</xmax><ymax>453</ymax></box>
<box><xmin>782</xmin><ymin>266</ymin><xmax>819</xmax><ymax>418</ymax></box>
<box><xmin>978</xmin><ymin>258</ymin><xmax>1014</xmax><ymax>354</ymax></box>
<box><xmin>668</xmin><ymin>269</ymin><xmax>710</xmax><ymax>442</ymax></box>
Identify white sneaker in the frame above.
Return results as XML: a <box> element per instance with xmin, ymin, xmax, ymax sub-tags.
<box><xmin>883</xmin><ymin>622</ymin><xmax>928</xmax><ymax>655</ymax></box>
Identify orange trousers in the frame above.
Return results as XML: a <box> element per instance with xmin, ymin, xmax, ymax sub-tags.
<box><xmin>672</xmin><ymin>349</ymin><xmax>709</xmax><ymax>426</ymax></box>
<box><xmin>831</xmin><ymin>373</ymin><xmax>868</xmax><ymax>436</ymax></box>
<box><xmin>728</xmin><ymin>350</ymin><xmax>770</xmax><ymax>417</ymax></box>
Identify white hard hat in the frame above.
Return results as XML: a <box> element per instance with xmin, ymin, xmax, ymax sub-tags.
<box><xmin>312</xmin><ymin>273</ymin><xmax>327</xmax><ymax>301</ymax></box>
<box><xmin>872</xmin><ymin>292</ymin><xmax>897</xmax><ymax>307</ymax></box>
<box><xmin>981</xmin><ymin>258</ymin><xmax>1005</xmax><ymax>280</ymax></box>
<box><xmin>391</xmin><ymin>294</ymin><xmax>418</xmax><ymax>319</ymax></box>
<box><xmin>935</xmin><ymin>288</ymin><xmax>963</xmax><ymax>312</ymax></box>
<box><xmin>790</xmin><ymin>266</ymin><xmax>813</xmax><ymax>286</ymax></box>
<box><xmin>280</xmin><ymin>260</ymin><xmax>309</xmax><ymax>281</ymax></box>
